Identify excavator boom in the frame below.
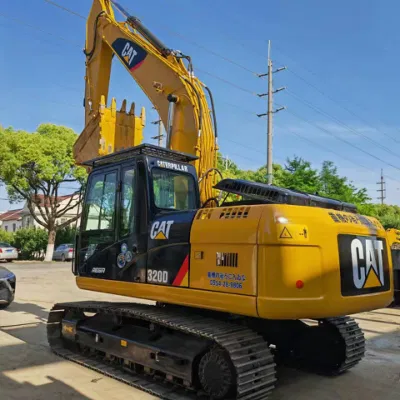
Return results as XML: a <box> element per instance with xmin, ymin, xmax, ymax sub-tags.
<box><xmin>76</xmin><ymin>0</ymin><xmax>218</xmax><ymax>203</ymax></box>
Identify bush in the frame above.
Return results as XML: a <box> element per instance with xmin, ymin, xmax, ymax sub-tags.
<box><xmin>13</xmin><ymin>228</ymin><xmax>48</xmax><ymax>260</ymax></box>
<box><xmin>55</xmin><ymin>226</ymin><xmax>77</xmax><ymax>246</ymax></box>
<box><xmin>0</xmin><ymin>230</ymin><xmax>14</xmax><ymax>245</ymax></box>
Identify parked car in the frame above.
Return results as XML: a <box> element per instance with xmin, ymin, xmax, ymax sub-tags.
<box><xmin>53</xmin><ymin>244</ymin><xmax>75</xmax><ymax>261</ymax></box>
<box><xmin>0</xmin><ymin>242</ymin><xmax>19</xmax><ymax>262</ymax></box>
<box><xmin>0</xmin><ymin>266</ymin><xmax>16</xmax><ymax>309</ymax></box>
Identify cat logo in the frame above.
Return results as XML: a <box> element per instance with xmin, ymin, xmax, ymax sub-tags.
<box><xmin>121</xmin><ymin>42</ymin><xmax>138</xmax><ymax>66</ymax></box>
<box><xmin>338</xmin><ymin>234</ymin><xmax>389</xmax><ymax>296</ymax></box>
<box><xmin>351</xmin><ymin>237</ymin><xmax>384</xmax><ymax>289</ymax></box>
<box><xmin>150</xmin><ymin>220</ymin><xmax>174</xmax><ymax>240</ymax></box>
<box><xmin>111</xmin><ymin>38</ymin><xmax>148</xmax><ymax>71</ymax></box>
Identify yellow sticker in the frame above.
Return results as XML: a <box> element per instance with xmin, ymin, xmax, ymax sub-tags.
<box><xmin>277</xmin><ymin>224</ymin><xmax>309</xmax><ymax>241</ymax></box>
<box><xmin>121</xmin><ymin>340</ymin><xmax>128</xmax><ymax>347</ymax></box>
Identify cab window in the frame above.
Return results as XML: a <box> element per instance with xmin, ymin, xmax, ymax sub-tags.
<box><xmin>152</xmin><ymin>168</ymin><xmax>197</xmax><ymax>210</ymax></box>
<box><xmin>120</xmin><ymin>167</ymin><xmax>135</xmax><ymax>238</ymax></box>
<box><xmin>83</xmin><ymin>171</ymin><xmax>117</xmax><ymax>231</ymax></box>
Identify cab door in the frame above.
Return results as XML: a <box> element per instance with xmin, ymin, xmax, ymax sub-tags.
<box><xmin>77</xmin><ymin>166</ymin><xmax>119</xmax><ymax>278</ymax></box>
<box><xmin>77</xmin><ymin>161</ymin><xmax>148</xmax><ymax>282</ymax></box>
<box><xmin>113</xmin><ymin>162</ymin><xmax>146</xmax><ymax>283</ymax></box>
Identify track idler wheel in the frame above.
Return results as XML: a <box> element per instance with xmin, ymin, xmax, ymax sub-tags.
<box><xmin>198</xmin><ymin>347</ymin><xmax>236</xmax><ymax>399</ymax></box>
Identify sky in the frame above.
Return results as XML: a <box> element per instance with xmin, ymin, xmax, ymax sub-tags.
<box><xmin>1</xmin><ymin>0</ymin><xmax>400</xmax><ymax>210</ymax></box>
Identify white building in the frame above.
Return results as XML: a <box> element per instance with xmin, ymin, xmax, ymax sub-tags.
<box><xmin>0</xmin><ymin>209</ymin><xmax>23</xmax><ymax>232</ymax></box>
<box><xmin>0</xmin><ymin>194</ymin><xmax>80</xmax><ymax>232</ymax></box>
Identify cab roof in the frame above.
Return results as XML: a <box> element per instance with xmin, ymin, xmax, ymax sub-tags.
<box><xmin>82</xmin><ymin>144</ymin><xmax>198</xmax><ymax>168</ymax></box>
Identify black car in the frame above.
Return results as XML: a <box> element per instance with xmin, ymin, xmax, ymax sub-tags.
<box><xmin>0</xmin><ymin>266</ymin><xmax>16</xmax><ymax>309</ymax></box>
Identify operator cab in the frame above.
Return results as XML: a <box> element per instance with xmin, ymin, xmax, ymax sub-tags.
<box><xmin>74</xmin><ymin>144</ymin><xmax>199</xmax><ymax>286</ymax></box>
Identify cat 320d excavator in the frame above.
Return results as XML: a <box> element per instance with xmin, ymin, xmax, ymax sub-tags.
<box><xmin>47</xmin><ymin>1</ymin><xmax>394</xmax><ymax>399</ymax></box>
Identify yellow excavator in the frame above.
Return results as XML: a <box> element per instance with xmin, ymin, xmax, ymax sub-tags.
<box><xmin>47</xmin><ymin>1</ymin><xmax>394</xmax><ymax>399</ymax></box>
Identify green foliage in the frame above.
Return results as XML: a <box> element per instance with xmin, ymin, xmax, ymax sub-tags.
<box><xmin>13</xmin><ymin>228</ymin><xmax>48</xmax><ymax>259</ymax></box>
<box><xmin>0</xmin><ymin>124</ymin><xmax>86</xmax><ymax>204</ymax></box>
<box><xmin>0</xmin><ymin>230</ymin><xmax>13</xmax><ymax>245</ymax></box>
<box><xmin>318</xmin><ymin>161</ymin><xmax>370</xmax><ymax>204</ymax></box>
<box><xmin>280</xmin><ymin>157</ymin><xmax>321</xmax><ymax>193</ymax></box>
<box><xmin>55</xmin><ymin>226</ymin><xmax>77</xmax><ymax>247</ymax></box>
<box><xmin>0</xmin><ymin>123</ymin><xmax>86</xmax><ymax>260</ymax></box>
<box><xmin>362</xmin><ymin>204</ymin><xmax>400</xmax><ymax>229</ymax></box>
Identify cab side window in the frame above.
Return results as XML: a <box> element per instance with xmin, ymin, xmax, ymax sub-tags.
<box><xmin>84</xmin><ymin>171</ymin><xmax>117</xmax><ymax>231</ymax></box>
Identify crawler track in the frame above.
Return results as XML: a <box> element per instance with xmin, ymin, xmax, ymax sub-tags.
<box><xmin>47</xmin><ymin>302</ymin><xmax>277</xmax><ymax>400</ymax></box>
<box><xmin>281</xmin><ymin>316</ymin><xmax>366</xmax><ymax>376</ymax></box>
<box><xmin>322</xmin><ymin>316</ymin><xmax>366</xmax><ymax>375</ymax></box>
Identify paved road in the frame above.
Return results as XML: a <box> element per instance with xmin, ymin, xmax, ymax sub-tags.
<box><xmin>1</xmin><ymin>262</ymin><xmax>400</xmax><ymax>400</ymax></box>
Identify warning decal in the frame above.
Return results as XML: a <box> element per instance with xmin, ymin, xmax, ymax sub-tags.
<box><xmin>277</xmin><ymin>224</ymin><xmax>309</xmax><ymax>241</ymax></box>
<box><xmin>280</xmin><ymin>227</ymin><xmax>293</xmax><ymax>239</ymax></box>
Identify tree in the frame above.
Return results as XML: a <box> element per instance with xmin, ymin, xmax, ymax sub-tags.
<box><xmin>13</xmin><ymin>228</ymin><xmax>48</xmax><ymax>260</ymax></box>
<box><xmin>280</xmin><ymin>157</ymin><xmax>322</xmax><ymax>193</ymax></box>
<box><xmin>55</xmin><ymin>225</ymin><xmax>77</xmax><ymax>247</ymax></box>
<box><xmin>0</xmin><ymin>124</ymin><xmax>87</xmax><ymax>261</ymax></box>
<box><xmin>363</xmin><ymin>204</ymin><xmax>400</xmax><ymax>229</ymax></box>
<box><xmin>319</xmin><ymin>161</ymin><xmax>370</xmax><ymax>204</ymax></box>
<box><xmin>0</xmin><ymin>230</ymin><xmax>13</xmax><ymax>245</ymax></box>
<box><xmin>245</xmin><ymin>164</ymin><xmax>285</xmax><ymax>186</ymax></box>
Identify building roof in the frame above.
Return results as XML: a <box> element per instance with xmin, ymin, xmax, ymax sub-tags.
<box><xmin>0</xmin><ymin>209</ymin><xmax>23</xmax><ymax>222</ymax></box>
<box><xmin>32</xmin><ymin>194</ymin><xmax>75</xmax><ymax>207</ymax></box>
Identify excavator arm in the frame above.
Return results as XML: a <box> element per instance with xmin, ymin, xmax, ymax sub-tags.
<box><xmin>75</xmin><ymin>0</ymin><xmax>218</xmax><ymax>203</ymax></box>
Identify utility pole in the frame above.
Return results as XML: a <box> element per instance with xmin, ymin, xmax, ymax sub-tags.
<box><xmin>151</xmin><ymin>119</ymin><xmax>164</xmax><ymax>147</ymax></box>
<box><xmin>377</xmin><ymin>169</ymin><xmax>386</xmax><ymax>204</ymax></box>
<box><xmin>257</xmin><ymin>40</ymin><xmax>286</xmax><ymax>185</ymax></box>
<box><xmin>221</xmin><ymin>155</ymin><xmax>230</xmax><ymax>170</ymax></box>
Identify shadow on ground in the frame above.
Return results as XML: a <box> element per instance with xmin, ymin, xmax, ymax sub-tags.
<box><xmin>5</xmin><ymin>301</ymin><xmax>50</xmax><ymax>321</ymax></box>
<box><xmin>0</xmin><ymin>373</ymin><xmax>93</xmax><ymax>400</ymax></box>
<box><xmin>0</xmin><ymin>339</ymin><xmax>93</xmax><ymax>400</ymax></box>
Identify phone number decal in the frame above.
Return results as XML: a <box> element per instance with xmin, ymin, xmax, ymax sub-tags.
<box><xmin>207</xmin><ymin>271</ymin><xmax>246</xmax><ymax>290</ymax></box>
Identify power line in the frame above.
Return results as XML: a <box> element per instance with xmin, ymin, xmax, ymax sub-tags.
<box><xmin>285</xmin><ymin>67</ymin><xmax>400</xmax><ymax>144</ymax></box>
<box><xmin>165</xmin><ymin>0</ymin><xmax>400</xmax><ymax>150</ymax></box>
<box><xmin>0</xmin><ymin>12</ymin><xmax>81</xmax><ymax>48</ymax></box>
<box><xmin>43</xmin><ymin>0</ymin><xmax>85</xmax><ymax>19</ymax></box>
<box><xmin>275</xmin><ymin>124</ymin><xmax>378</xmax><ymax>176</ymax></box>
<box><xmin>286</xmin><ymin>90</ymin><xmax>400</xmax><ymax>161</ymax></box>
<box><xmin>195</xmin><ymin>68</ymin><xmax>258</xmax><ymax>96</ymax></box>
<box><xmin>273</xmin><ymin>46</ymin><xmax>400</xmax><ymax>142</ymax></box>
<box><xmin>224</xmin><ymin>101</ymin><xmax>400</xmax><ymax>188</ymax></box>
<box><xmin>221</xmin><ymin>98</ymin><xmax>400</xmax><ymax>186</ymax></box>
<box><xmin>284</xmin><ymin>107</ymin><xmax>400</xmax><ymax>178</ymax></box>
<box><xmin>158</xmin><ymin>27</ymin><xmax>259</xmax><ymax>75</ymax></box>
<box><xmin>41</xmin><ymin>0</ymin><xmax>261</xmax><ymax>78</ymax></box>
<box><xmin>2</xmin><ymin>5</ymin><xmax>260</xmax><ymax>101</ymax></box>
<box><xmin>223</xmin><ymin>99</ymin><xmax>400</xmax><ymax>187</ymax></box>
<box><xmin>220</xmin><ymin>137</ymin><xmax>266</xmax><ymax>156</ymax></box>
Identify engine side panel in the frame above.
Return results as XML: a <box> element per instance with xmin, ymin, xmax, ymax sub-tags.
<box><xmin>189</xmin><ymin>206</ymin><xmax>263</xmax><ymax>296</ymax></box>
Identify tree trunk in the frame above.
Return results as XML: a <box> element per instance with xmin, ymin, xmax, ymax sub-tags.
<box><xmin>44</xmin><ymin>227</ymin><xmax>56</xmax><ymax>262</ymax></box>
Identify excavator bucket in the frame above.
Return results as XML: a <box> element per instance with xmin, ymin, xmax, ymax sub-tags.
<box><xmin>74</xmin><ymin>95</ymin><xmax>145</xmax><ymax>164</ymax></box>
